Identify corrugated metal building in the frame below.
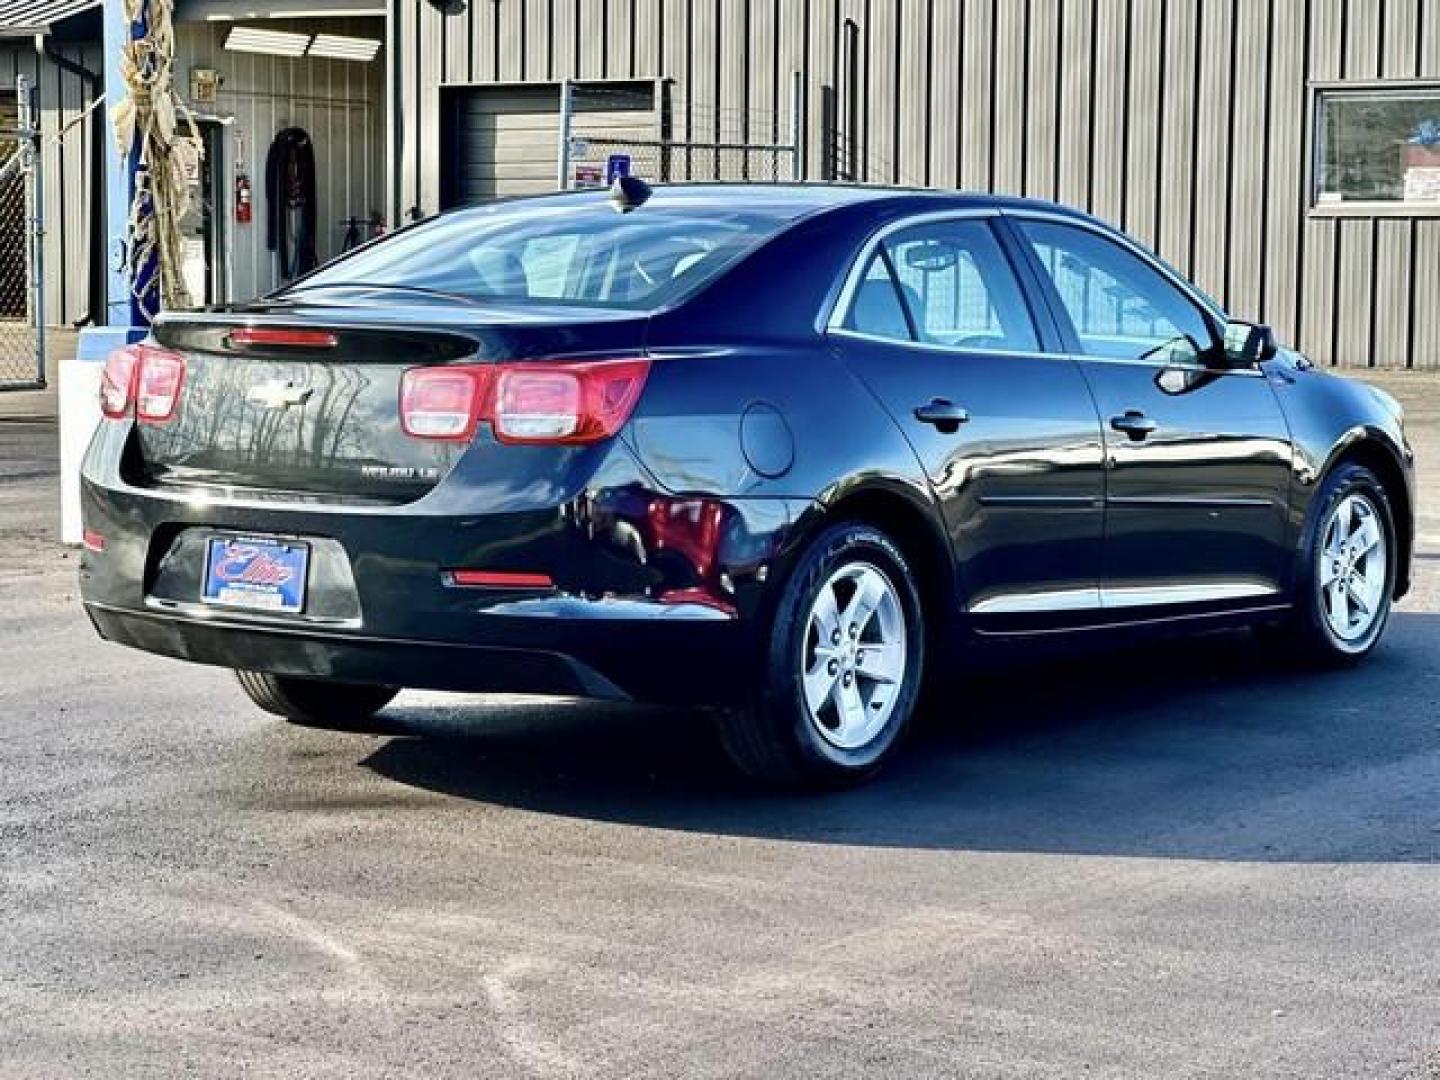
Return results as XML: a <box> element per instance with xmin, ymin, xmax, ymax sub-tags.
<box><xmin>3</xmin><ymin>0</ymin><xmax>1439</xmax><ymax>370</ymax></box>
<box><xmin>394</xmin><ymin>0</ymin><xmax>1440</xmax><ymax>370</ymax></box>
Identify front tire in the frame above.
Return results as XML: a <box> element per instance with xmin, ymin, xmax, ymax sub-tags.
<box><xmin>235</xmin><ymin>671</ymin><xmax>400</xmax><ymax>732</ymax></box>
<box><xmin>1270</xmin><ymin>462</ymin><xmax>1396</xmax><ymax>666</ymax></box>
<box><xmin>717</xmin><ymin>522</ymin><xmax>925</xmax><ymax>787</ymax></box>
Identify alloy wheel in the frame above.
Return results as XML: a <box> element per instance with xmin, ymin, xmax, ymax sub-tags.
<box><xmin>800</xmin><ymin>561</ymin><xmax>908</xmax><ymax>750</ymax></box>
<box><xmin>1319</xmin><ymin>491</ymin><xmax>1388</xmax><ymax>644</ymax></box>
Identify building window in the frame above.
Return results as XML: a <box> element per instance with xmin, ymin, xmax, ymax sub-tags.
<box><xmin>1313</xmin><ymin>84</ymin><xmax>1440</xmax><ymax>212</ymax></box>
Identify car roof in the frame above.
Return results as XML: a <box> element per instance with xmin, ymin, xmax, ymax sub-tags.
<box><xmin>484</xmin><ymin>182</ymin><xmax>1094</xmax><ymax>222</ymax></box>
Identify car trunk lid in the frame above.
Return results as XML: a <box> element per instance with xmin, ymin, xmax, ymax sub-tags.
<box><xmin>135</xmin><ymin>301</ymin><xmax>648</xmax><ymax>503</ymax></box>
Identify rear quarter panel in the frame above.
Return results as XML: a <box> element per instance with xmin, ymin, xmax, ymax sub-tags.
<box><xmin>624</xmin><ymin>345</ymin><xmax>928</xmax><ymax>507</ymax></box>
<box><xmin>631</xmin><ymin>197</ymin><xmax>947</xmax><ymax>509</ymax></box>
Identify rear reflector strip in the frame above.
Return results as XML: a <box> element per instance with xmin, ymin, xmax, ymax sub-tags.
<box><xmin>445</xmin><ymin>569</ymin><xmax>555</xmax><ymax>589</ymax></box>
<box><xmin>228</xmin><ymin>327</ymin><xmax>338</xmax><ymax>349</ymax></box>
<box><xmin>81</xmin><ymin>529</ymin><xmax>106</xmax><ymax>553</ymax></box>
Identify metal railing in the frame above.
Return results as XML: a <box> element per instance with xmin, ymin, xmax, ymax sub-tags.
<box><xmin>557</xmin><ymin>75</ymin><xmax>806</xmax><ymax>190</ymax></box>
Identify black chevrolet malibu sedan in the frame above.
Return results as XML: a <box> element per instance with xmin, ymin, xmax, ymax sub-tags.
<box><xmin>79</xmin><ymin>184</ymin><xmax>1414</xmax><ymax>787</ymax></box>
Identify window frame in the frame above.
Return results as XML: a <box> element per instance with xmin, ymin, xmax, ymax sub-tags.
<box><xmin>824</xmin><ymin>209</ymin><xmax>1057</xmax><ymax>358</ymax></box>
<box><xmin>1307</xmin><ymin>79</ymin><xmax>1440</xmax><ymax>219</ymax></box>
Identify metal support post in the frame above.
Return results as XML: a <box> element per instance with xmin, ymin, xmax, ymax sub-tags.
<box><xmin>557</xmin><ymin>78</ymin><xmax>574</xmax><ymax>191</ymax></box>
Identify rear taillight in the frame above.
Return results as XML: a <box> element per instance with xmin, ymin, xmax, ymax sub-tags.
<box><xmin>399</xmin><ymin>366</ymin><xmax>490</xmax><ymax>440</ymax></box>
<box><xmin>99</xmin><ymin>344</ymin><xmax>186</xmax><ymax>423</ymax></box>
<box><xmin>399</xmin><ymin>358</ymin><xmax>650</xmax><ymax>446</ymax></box>
<box><xmin>99</xmin><ymin>348</ymin><xmax>138</xmax><ymax>419</ymax></box>
<box><xmin>135</xmin><ymin>347</ymin><xmax>186</xmax><ymax>422</ymax></box>
<box><xmin>492</xmin><ymin>368</ymin><xmax>583</xmax><ymax>442</ymax></box>
<box><xmin>492</xmin><ymin>359</ymin><xmax>649</xmax><ymax>445</ymax></box>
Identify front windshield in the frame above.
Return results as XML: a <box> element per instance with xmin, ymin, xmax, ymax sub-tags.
<box><xmin>284</xmin><ymin>198</ymin><xmax>797</xmax><ymax>311</ymax></box>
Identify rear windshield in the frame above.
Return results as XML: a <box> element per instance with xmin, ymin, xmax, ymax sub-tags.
<box><xmin>283</xmin><ymin>199</ymin><xmax>796</xmax><ymax>310</ymax></box>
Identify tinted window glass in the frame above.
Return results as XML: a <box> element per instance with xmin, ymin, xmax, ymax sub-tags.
<box><xmin>1018</xmin><ymin>220</ymin><xmax>1214</xmax><ymax>363</ymax></box>
<box><xmin>287</xmin><ymin>201</ymin><xmax>793</xmax><ymax>310</ymax></box>
<box><xmin>844</xmin><ymin>252</ymin><xmax>913</xmax><ymax>340</ymax></box>
<box><xmin>884</xmin><ymin>220</ymin><xmax>1040</xmax><ymax>352</ymax></box>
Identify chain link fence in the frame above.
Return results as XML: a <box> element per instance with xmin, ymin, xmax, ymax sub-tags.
<box><xmin>0</xmin><ymin>76</ymin><xmax>43</xmax><ymax>390</ymax></box>
<box><xmin>560</xmin><ymin>79</ymin><xmax>804</xmax><ymax>190</ymax></box>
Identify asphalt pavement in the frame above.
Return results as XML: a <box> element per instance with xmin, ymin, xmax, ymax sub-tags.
<box><xmin>0</xmin><ymin>373</ymin><xmax>1437</xmax><ymax>1079</ymax></box>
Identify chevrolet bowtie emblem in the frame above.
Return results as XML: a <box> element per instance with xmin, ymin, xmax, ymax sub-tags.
<box><xmin>247</xmin><ymin>380</ymin><xmax>313</xmax><ymax>410</ymax></box>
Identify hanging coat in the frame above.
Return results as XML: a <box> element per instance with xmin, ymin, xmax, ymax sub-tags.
<box><xmin>264</xmin><ymin>126</ymin><xmax>319</xmax><ymax>279</ymax></box>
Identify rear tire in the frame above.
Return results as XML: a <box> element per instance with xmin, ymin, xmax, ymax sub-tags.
<box><xmin>235</xmin><ymin>671</ymin><xmax>400</xmax><ymax>732</ymax></box>
<box><xmin>717</xmin><ymin>522</ymin><xmax>925</xmax><ymax>788</ymax></box>
<box><xmin>1261</xmin><ymin>462</ymin><xmax>1396</xmax><ymax>667</ymax></box>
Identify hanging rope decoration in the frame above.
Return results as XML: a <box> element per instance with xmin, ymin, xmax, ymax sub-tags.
<box><xmin>111</xmin><ymin>0</ymin><xmax>200</xmax><ymax>318</ymax></box>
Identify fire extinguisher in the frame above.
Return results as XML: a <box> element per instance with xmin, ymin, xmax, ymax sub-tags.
<box><xmin>235</xmin><ymin>173</ymin><xmax>252</xmax><ymax>224</ymax></box>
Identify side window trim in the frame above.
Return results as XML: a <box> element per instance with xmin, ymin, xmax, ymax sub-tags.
<box><xmin>1000</xmin><ymin>209</ymin><xmax>1225</xmax><ymax>365</ymax></box>
<box><xmin>986</xmin><ymin>215</ymin><xmax>1066</xmax><ymax>353</ymax></box>
<box><xmin>825</xmin><ymin>209</ymin><xmax>1062</xmax><ymax>354</ymax></box>
<box><xmin>876</xmin><ymin>244</ymin><xmax>920</xmax><ymax>341</ymax></box>
<box><xmin>996</xmin><ymin>212</ymin><xmax>1081</xmax><ymax>358</ymax></box>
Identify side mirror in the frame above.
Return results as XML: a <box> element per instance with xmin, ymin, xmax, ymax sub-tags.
<box><xmin>1222</xmin><ymin>320</ymin><xmax>1278</xmax><ymax>367</ymax></box>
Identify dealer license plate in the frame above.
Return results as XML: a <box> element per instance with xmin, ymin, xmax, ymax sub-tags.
<box><xmin>202</xmin><ymin>536</ymin><xmax>310</xmax><ymax>614</ymax></box>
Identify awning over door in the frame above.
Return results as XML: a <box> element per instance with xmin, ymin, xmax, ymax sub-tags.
<box><xmin>173</xmin><ymin>0</ymin><xmax>383</xmax><ymax>20</ymax></box>
<box><xmin>0</xmin><ymin>0</ymin><xmax>100</xmax><ymax>37</ymax></box>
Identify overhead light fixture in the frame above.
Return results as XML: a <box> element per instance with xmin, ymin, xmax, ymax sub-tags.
<box><xmin>223</xmin><ymin>26</ymin><xmax>312</xmax><ymax>58</ymax></box>
<box><xmin>308</xmin><ymin>33</ymin><xmax>381</xmax><ymax>61</ymax></box>
<box><xmin>204</xmin><ymin>9</ymin><xmax>385</xmax><ymax>18</ymax></box>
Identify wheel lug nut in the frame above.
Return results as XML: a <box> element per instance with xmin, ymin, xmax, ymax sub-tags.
<box><xmin>827</xmin><ymin>659</ymin><xmax>839</xmax><ymax>676</ymax></box>
<box><xmin>849</xmin><ymin>624</ymin><xmax>859</xmax><ymax>639</ymax></box>
<box><xmin>830</xmin><ymin>629</ymin><xmax>841</xmax><ymax>646</ymax></box>
<box><xmin>843</xmin><ymin>672</ymin><xmax>853</xmax><ymax>687</ymax></box>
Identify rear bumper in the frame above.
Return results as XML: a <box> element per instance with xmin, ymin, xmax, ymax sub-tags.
<box><xmin>78</xmin><ymin>422</ymin><xmax>812</xmax><ymax>706</ymax></box>
<box><xmin>87</xmin><ymin>601</ymin><xmax>664</xmax><ymax>701</ymax></box>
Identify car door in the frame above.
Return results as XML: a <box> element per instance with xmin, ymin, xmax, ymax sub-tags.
<box><xmin>1007</xmin><ymin>214</ymin><xmax>1294</xmax><ymax>610</ymax></box>
<box><xmin>826</xmin><ymin>213</ymin><xmax>1107</xmax><ymax>623</ymax></box>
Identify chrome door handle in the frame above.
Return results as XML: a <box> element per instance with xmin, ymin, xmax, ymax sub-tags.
<box><xmin>914</xmin><ymin>399</ymin><xmax>970</xmax><ymax>433</ymax></box>
<box><xmin>1109</xmin><ymin>410</ymin><xmax>1157</xmax><ymax>441</ymax></box>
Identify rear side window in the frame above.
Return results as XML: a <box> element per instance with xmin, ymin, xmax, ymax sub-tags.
<box><xmin>286</xmin><ymin>201</ymin><xmax>794</xmax><ymax>310</ymax></box>
<box><xmin>844</xmin><ymin>252</ymin><xmax>914</xmax><ymax>340</ymax></box>
<box><xmin>841</xmin><ymin>219</ymin><xmax>1040</xmax><ymax>353</ymax></box>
